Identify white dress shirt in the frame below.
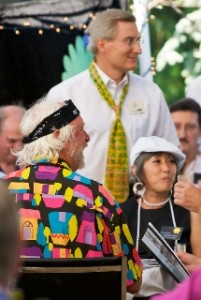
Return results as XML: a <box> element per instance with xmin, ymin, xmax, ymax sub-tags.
<box><xmin>183</xmin><ymin>154</ymin><xmax>201</xmax><ymax>184</ymax></box>
<box><xmin>47</xmin><ymin>68</ymin><xmax>179</xmax><ymax>184</ymax></box>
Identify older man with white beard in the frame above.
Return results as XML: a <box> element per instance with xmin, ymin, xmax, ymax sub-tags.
<box><xmin>2</xmin><ymin>97</ymin><xmax>143</xmax><ymax>295</ymax></box>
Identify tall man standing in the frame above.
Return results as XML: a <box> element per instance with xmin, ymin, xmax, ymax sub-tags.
<box><xmin>47</xmin><ymin>9</ymin><xmax>178</xmax><ymax>203</ymax></box>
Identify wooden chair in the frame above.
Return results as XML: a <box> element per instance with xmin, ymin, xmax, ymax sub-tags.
<box><xmin>16</xmin><ymin>256</ymin><xmax>127</xmax><ymax>300</ymax></box>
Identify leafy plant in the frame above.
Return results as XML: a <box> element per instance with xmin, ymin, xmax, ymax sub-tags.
<box><xmin>149</xmin><ymin>4</ymin><xmax>201</xmax><ymax>105</ymax></box>
<box><xmin>62</xmin><ymin>35</ymin><xmax>93</xmax><ymax>81</ymax></box>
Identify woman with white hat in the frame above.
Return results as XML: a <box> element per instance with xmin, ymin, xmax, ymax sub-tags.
<box><xmin>121</xmin><ymin>136</ymin><xmax>200</xmax><ymax>299</ymax></box>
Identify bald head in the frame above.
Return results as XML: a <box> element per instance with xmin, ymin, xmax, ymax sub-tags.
<box><xmin>0</xmin><ymin>105</ymin><xmax>26</xmax><ymax>174</ymax></box>
<box><xmin>0</xmin><ymin>105</ymin><xmax>26</xmax><ymax>131</ymax></box>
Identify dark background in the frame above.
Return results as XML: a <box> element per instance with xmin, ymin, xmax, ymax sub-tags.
<box><xmin>0</xmin><ymin>27</ymin><xmax>81</xmax><ymax>107</ymax></box>
<box><xmin>0</xmin><ymin>0</ymin><xmax>121</xmax><ymax>108</ymax></box>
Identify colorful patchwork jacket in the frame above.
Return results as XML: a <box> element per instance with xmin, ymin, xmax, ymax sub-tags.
<box><xmin>3</xmin><ymin>158</ymin><xmax>142</xmax><ymax>286</ymax></box>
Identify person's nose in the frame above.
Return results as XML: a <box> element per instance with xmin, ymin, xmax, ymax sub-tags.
<box><xmin>161</xmin><ymin>162</ymin><xmax>171</xmax><ymax>172</ymax></box>
<box><xmin>131</xmin><ymin>41</ymin><xmax>142</xmax><ymax>54</ymax></box>
<box><xmin>177</xmin><ymin>126</ymin><xmax>186</xmax><ymax>139</ymax></box>
<box><xmin>84</xmin><ymin>131</ymin><xmax>90</xmax><ymax>143</ymax></box>
<box><xmin>132</xmin><ymin>42</ymin><xmax>142</xmax><ymax>54</ymax></box>
<box><xmin>13</xmin><ymin>140</ymin><xmax>23</xmax><ymax>150</ymax></box>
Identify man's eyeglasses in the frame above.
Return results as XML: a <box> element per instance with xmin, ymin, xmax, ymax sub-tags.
<box><xmin>125</xmin><ymin>36</ymin><xmax>144</xmax><ymax>46</ymax></box>
<box><xmin>112</xmin><ymin>36</ymin><xmax>143</xmax><ymax>46</ymax></box>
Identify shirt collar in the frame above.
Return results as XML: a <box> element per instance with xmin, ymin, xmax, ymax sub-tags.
<box><xmin>32</xmin><ymin>157</ymin><xmax>72</xmax><ymax>171</ymax></box>
<box><xmin>94</xmin><ymin>62</ymin><xmax>128</xmax><ymax>87</ymax></box>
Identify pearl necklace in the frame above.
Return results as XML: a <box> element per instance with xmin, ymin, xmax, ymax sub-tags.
<box><xmin>141</xmin><ymin>196</ymin><xmax>170</xmax><ymax>207</ymax></box>
<box><xmin>136</xmin><ymin>198</ymin><xmax>177</xmax><ymax>252</ymax></box>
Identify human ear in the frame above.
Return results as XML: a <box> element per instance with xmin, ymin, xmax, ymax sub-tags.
<box><xmin>53</xmin><ymin>130</ymin><xmax>60</xmax><ymax>138</ymax></box>
<box><xmin>97</xmin><ymin>38</ymin><xmax>107</xmax><ymax>52</ymax></box>
<box><xmin>131</xmin><ymin>165</ymin><xmax>137</xmax><ymax>176</ymax></box>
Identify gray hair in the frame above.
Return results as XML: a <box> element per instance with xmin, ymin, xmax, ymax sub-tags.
<box><xmin>88</xmin><ymin>8</ymin><xmax>136</xmax><ymax>55</ymax></box>
<box><xmin>0</xmin><ymin>182</ymin><xmax>19</xmax><ymax>287</ymax></box>
<box><xmin>13</xmin><ymin>98</ymin><xmax>76</xmax><ymax>166</ymax></box>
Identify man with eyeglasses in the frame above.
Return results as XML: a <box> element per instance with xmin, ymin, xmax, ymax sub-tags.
<box><xmin>170</xmin><ymin>97</ymin><xmax>201</xmax><ymax>185</ymax></box>
<box><xmin>47</xmin><ymin>8</ymin><xmax>178</xmax><ymax>204</ymax></box>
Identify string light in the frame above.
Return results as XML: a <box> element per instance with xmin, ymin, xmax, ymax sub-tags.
<box><xmin>0</xmin><ymin>13</ymin><xmax>94</xmax><ymax>33</ymax></box>
<box><xmin>151</xmin><ymin>56</ymin><xmax>156</xmax><ymax>75</ymax></box>
<box><xmin>0</xmin><ymin>23</ymin><xmax>87</xmax><ymax>35</ymax></box>
<box><xmin>23</xmin><ymin>21</ymin><xmax>31</xmax><ymax>26</ymax></box>
<box><xmin>150</xmin><ymin>14</ymin><xmax>156</xmax><ymax>20</ymax></box>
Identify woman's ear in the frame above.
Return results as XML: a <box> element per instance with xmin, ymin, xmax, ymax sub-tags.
<box><xmin>131</xmin><ymin>165</ymin><xmax>137</xmax><ymax>176</ymax></box>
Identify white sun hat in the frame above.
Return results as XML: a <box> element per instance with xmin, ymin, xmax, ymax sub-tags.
<box><xmin>130</xmin><ymin>136</ymin><xmax>186</xmax><ymax>170</ymax></box>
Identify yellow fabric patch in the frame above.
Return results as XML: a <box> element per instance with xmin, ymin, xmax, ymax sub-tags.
<box><xmin>34</xmin><ymin>194</ymin><xmax>41</xmax><ymax>205</ymax></box>
<box><xmin>64</xmin><ymin>187</ymin><xmax>73</xmax><ymax>202</ymax></box>
<box><xmin>76</xmin><ymin>198</ymin><xmax>86</xmax><ymax>207</ymax></box>
<box><xmin>96</xmin><ymin>216</ymin><xmax>104</xmax><ymax>233</ymax></box>
<box><xmin>94</xmin><ymin>196</ymin><xmax>102</xmax><ymax>207</ymax></box>
<box><xmin>128</xmin><ymin>258</ymin><xmax>142</xmax><ymax>279</ymax></box>
<box><xmin>21</xmin><ymin>167</ymin><xmax>31</xmax><ymax>179</ymax></box>
<box><xmin>69</xmin><ymin>215</ymin><xmax>78</xmax><ymax>241</ymax></box>
<box><xmin>97</xmin><ymin>233</ymin><xmax>103</xmax><ymax>243</ymax></box>
<box><xmin>63</xmin><ymin>168</ymin><xmax>72</xmax><ymax>177</ymax></box>
<box><xmin>122</xmin><ymin>223</ymin><xmax>134</xmax><ymax>244</ymax></box>
<box><xmin>48</xmin><ymin>243</ymin><xmax>53</xmax><ymax>251</ymax></box>
<box><xmin>44</xmin><ymin>226</ymin><xmax>51</xmax><ymax>244</ymax></box>
<box><xmin>54</xmin><ymin>182</ymin><xmax>62</xmax><ymax>191</ymax></box>
<box><xmin>74</xmin><ymin>248</ymin><xmax>82</xmax><ymax>258</ymax></box>
<box><xmin>8</xmin><ymin>182</ymin><xmax>29</xmax><ymax>191</ymax></box>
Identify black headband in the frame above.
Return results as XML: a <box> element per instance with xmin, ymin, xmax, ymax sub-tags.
<box><xmin>23</xmin><ymin>99</ymin><xmax>80</xmax><ymax>144</ymax></box>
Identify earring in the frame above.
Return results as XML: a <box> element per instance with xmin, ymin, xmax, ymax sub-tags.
<box><xmin>133</xmin><ymin>182</ymin><xmax>145</xmax><ymax>196</ymax></box>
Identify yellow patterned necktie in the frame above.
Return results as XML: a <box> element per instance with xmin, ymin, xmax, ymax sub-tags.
<box><xmin>89</xmin><ymin>62</ymin><xmax>129</xmax><ymax>203</ymax></box>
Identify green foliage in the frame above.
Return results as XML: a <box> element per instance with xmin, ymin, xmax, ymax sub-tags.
<box><xmin>154</xmin><ymin>63</ymin><xmax>185</xmax><ymax>106</ymax></box>
<box><xmin>149</xmin><ymin>5</ymin><xmax>201</xmax><ymax>106</ymax></box>
<box><xmin>149</xmin><ymin>6</ymin><xmax>185</xmax><ymax>105</ymax></box>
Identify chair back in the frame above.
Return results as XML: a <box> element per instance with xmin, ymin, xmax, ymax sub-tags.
<box><xmin>16</xmin><ymin>256</ymin><xmax>127</xmax><ymax>300</ymax></box>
